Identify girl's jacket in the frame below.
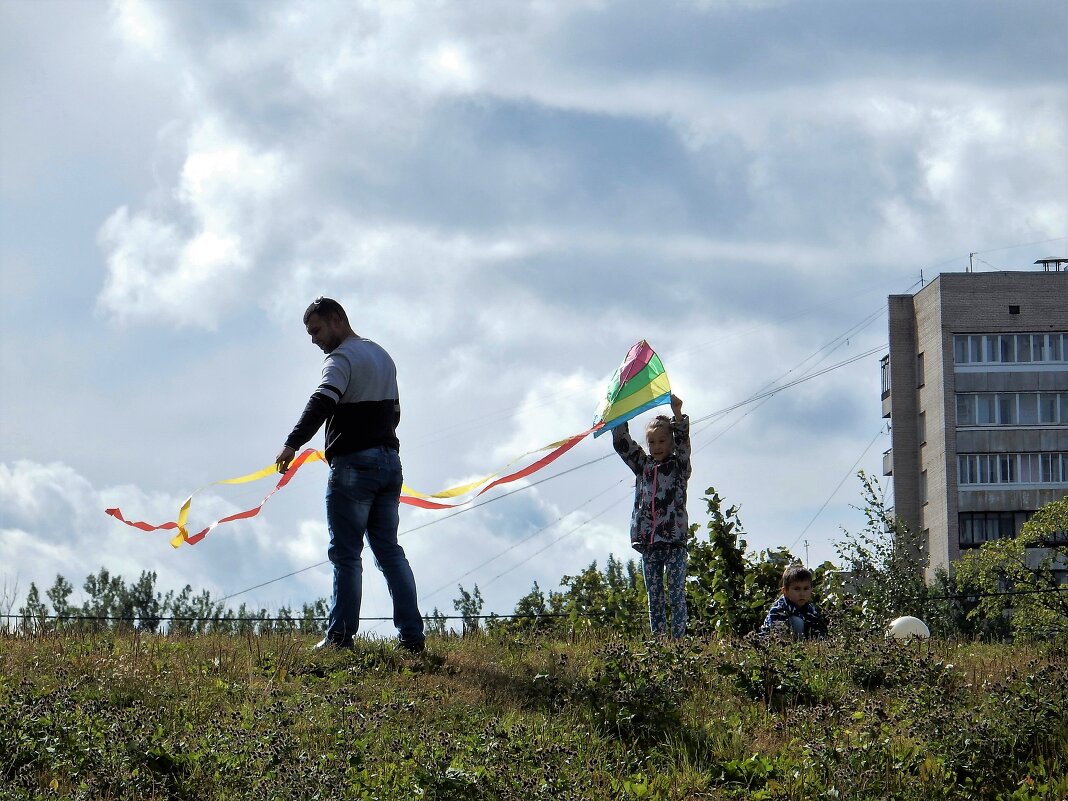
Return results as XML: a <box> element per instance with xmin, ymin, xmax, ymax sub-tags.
<box><xmin>612</xmin><ymin>415</ymin><xmax>691</xmax><ymax>553</ymax></box>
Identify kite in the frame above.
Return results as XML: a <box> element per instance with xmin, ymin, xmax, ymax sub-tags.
<box><xmin>592</xmin><ymin>339</ymin><xmax>672</xmax><ymax>436</ymax></box>
<box><xmin>106</xmin><ymin>340</ymin><xmax>672</xmax><ymax>546</ymax></box>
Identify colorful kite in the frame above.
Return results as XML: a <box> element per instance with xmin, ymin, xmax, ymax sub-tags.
<box><xmin>106</xmin><ymin>340</ymin><xmax>672</xmax><ymax>546</ymax></box>
<box><xmin>592</xmin><ymin>339</ymin><xmax>672</xmax><ymax>436</ymax></box>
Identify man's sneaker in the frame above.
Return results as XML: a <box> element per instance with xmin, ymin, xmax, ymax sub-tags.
<box><xmin>398</xmin><ymin>639</ymin><xmax>425</xmax><ymax>654</ymax></box>
<box><xmin>313</xmin><ymin>636</ymin><xmax>354</xmax><ymax>651</ymax></box>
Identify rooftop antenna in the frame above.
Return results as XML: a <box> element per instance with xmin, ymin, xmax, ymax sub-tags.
<box><xmin>968</xmin><ymin>252</ymin><xmax>976</xmax><ymax>272</ymax></box>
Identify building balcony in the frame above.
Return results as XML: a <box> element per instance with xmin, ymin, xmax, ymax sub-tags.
<box><xmin>883</xmin><ymin>448</ymin><xmax>893</xmax><ymax>476</ymax></box>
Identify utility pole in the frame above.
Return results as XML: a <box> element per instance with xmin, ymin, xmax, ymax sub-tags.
<box><xmin>804</xmin><ymin>539</ymin><xmax>810</xmax><ymax>566</ymax></box>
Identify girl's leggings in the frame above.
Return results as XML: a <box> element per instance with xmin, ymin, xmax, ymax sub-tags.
<box><xmin>642</xmin><ymin>547</ymin><xmax>687</xmax><ymax>638</ymax></box>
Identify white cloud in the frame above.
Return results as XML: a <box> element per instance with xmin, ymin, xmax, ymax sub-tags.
<box><xmin>0</xmin><ymin>460</ymin><xmax>327</xmax><ymax>612</ymax></box>
<box><xmin>4</xmin><ymin>0</ymin><xmax>1066</xmax><ymax>624</ymax></box>
<box><xmin>110</xmin><ymin>0</ymin><xmax>169</xmax><ymax>58</ymax></box>
<box><xmin>96</xmin><ymin>118</ymin><xmax>291</xmax><ymax>327</ymax></box>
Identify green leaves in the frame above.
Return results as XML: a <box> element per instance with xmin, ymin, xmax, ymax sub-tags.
<box><xmin>685</xmin><ymin>488</ymin><xmax>798</xmax><ymax>637</ymax></box>
<box><xmin>954</xmin><ymin>496</ymin><xmax>1068</xmax><ymax>640</ymax></box>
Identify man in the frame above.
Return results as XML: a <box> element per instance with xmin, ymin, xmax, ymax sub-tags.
<box><xmin>275</xmin><ymin>297</ymin><xmax>425</xmax><ymax>652</ymax></box>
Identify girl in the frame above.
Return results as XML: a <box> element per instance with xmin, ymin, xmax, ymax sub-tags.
<box><xmin>612</xmin><ymin>394</ymin><xmax>691</xmax><ymax>638</ymax></box>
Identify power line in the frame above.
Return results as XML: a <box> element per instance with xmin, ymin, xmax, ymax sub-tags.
<box><xmin>691</xmin><ymin>304</ymin><xmax>888</xmax><ymax>453</ymax></box>
<box><xmin>481</xmin><ymin>489</ymin><xmax>633</xmax><ymax>589</ymax></box>
<box><xmin>688</xmin><ymin>344</ymin><xmax>888</xmax><ymax>427</ymax></box>
<box><xmin>787</xmin><ymin>426</ymin><xmax>888</xmax><ymax>553</ymax></box>
<box><xmin>418</xmin><ymin>478</ymin><xmax>627</xmax><ymax>604</ymax></box>
<box><xmin>973</xmin><ymin>235</ymin><xmax>1068</xmax><ymax>255</ymax></box>
<box><xmin>216</xmin><ymin>333</ymin><xmax>890</xmax><ymax>605</ymax></box>
<box><xmin>194</xmin><ymin>278</ymin><xmax>914</xmax><ymax>609</ymax></box>
<box><xmin>401</xmin><ymin>234</ymin><xmax>1064</xmax><ymax>454</ymax></box>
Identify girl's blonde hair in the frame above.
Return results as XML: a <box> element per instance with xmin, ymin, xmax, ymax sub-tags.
<box><xmin>645</xmin><ymin>415</ymin><xmax>673</xmax><ymax>438</ymax></box>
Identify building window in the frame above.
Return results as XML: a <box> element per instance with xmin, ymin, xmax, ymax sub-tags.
<box><xmin>1018</xmin><ymin>393</ymin><xmax>1039</xmax><ymax>425</ymax></box>
<box><xmin>976</xmin><ymin>394</ymin><xmax>995</xmax><ymax>425</ymax></box>
<box><xmin>920</xmin><ymin>470</ymin><xmax>928</xmax><ymax>504</ymax></box>
<box><xmin>1020</xmin><ymin>454</ymin><xmax>1040</xmax><ymax>483</ymax></box>
<box><xmin>956</xmin><ymin>395</ymin><xmax>974</xmax><ymax>426</ymax></box>
<box><xmin>958</xmin><ymin>452</ymin><xmax>1068</xmax><ymax>485</ymax></box>
<box><xmin>953</xmin><ymin>332</ymin><xmax>1068</xmax><ymax>365</ymax></box>
<box><xmin>917</xmin><ymin>352</ymin><xmax>925</xmax><ymax>387</ymax></box>
<box><xmin>997</xmin><ymin>394</ymin><xmax>1017</xmax><ymax>424</ymax></box>
<box><xmin>956</xmin><ymin>391</ymin><xmax>1067</xmax><ymax>426</ymax></box>
<box><xmin>1040</xmin><ymin>393</ymin><xmax>1059</xmax><ymax>424</ymax></box>
<box><xmin>999</xmin><ymin>335</ymin><xmax>1016</xmax><ymax>362</ymax></box>
<box><xmin>958</xmin><ymin>511</ymin><xmax>1028</xmax><ymax>548</ymax></box>
<box><xmin>918</xmin><ymin>411</ymin><xmax>926</xmax><ymax>444</ymax></box>
<box><xmin>1018</xmin><ymin>334</ymin><xmax>1032</xmax><ymax>362</ymax></box>
<box><xmin>954</xmin><ymin>337</ymin><xmax>967</xmax><ymax>364</ymax></box>
<box><xmin>1009</xmin><ymin>305</ymin><xmax>1020</xmax><ymax>315</ymax></box>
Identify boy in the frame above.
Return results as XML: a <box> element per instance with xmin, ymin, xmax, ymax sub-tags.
<box><xmin>759</xmin><ymin>564</ymin><xmax>827</xmax><ymax>640</ymax></box>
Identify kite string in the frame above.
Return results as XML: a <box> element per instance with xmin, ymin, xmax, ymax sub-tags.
<box><xmin>105</xmin><ymin>341</ymin><xmax>671</xmax><ymax>546</ymax></box>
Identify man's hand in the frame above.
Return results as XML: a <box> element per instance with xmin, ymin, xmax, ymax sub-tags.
<box><xmin>670</xmin><ymin>393</ymin><xmax>684</xmax><ymax>420</ymax></box>
<box><xmin>275</xmin><ymin>446</ymin><xmax>296</xmax><ymax>474</ymax></box>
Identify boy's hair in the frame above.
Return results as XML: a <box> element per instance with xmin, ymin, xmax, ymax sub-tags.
<box><xmin>303</xmin><ymin>296</ymin><xmax>350</xmax><ymax>326</ymax></box>
<box><xmin>645</xmin><ymin>415</ymin><xmax>673</xmax><ymax>438</ymax></box>
<box><xmin>782</xmin><ymin>564</ymin><xmax>813</xmax><ymax>589</ymax></box>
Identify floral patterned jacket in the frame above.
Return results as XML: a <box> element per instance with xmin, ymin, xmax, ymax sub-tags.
<box><xmin>612</xmin><ymin>415</ymin><xmax>691</xmax><ymax>553</ymax></box>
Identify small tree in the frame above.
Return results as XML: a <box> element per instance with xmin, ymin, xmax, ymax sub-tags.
<box><xmin>81</xmin><ymin>568</ymin><xmax>130</xmax><ymax>631</ymax></box>
<box><xmin>549</xmin><ymin>557</ymin><xmax>646</xmax><ymax>636</ymax></box>
<box><xmin>491</xmin><ymin>581</ymin><xmax>553</xmax><ymax>635</ymax></box>
<box><xmin>829</xmin><ymin>472</ymin><xmax>928</xmax><ymax>632</ymax></box>
<box><xmin>424</xmin><ymin>607</ymin><xmax>450</xmax><ymax>637</ymax></box>
<box><xmin>301</xmin><ymin>598</ymin><xmax>329</xmax><ymax>635</ymax></box>
<box><xmin>954</xmin><ymin>495</ymin><xmax>1068</xmax><ymax>640</ymax></box>
<box><xmin>18</xmin><ymin>583</ymin><xmax>48</xmax><ymax>633</ymax></box>
<box><xmin>46</xmin><ymin>574</ymin><xmax>75</xmax><ymax>627</ymax></box>
<box><xmin>453</xmin><ymin>584</ymin><xmax>484</xmax><ymax>635</ymax></box>
<box><xmin>128</xmin><ymin>571</ymin><xmax>164</xmax><ymax>632</ymax></box>
<box><xmin>686</xmin><ymin>488</ymin><xmax>775</xmax><ymax>637</ymax></box>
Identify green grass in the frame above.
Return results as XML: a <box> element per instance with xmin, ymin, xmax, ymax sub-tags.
<box><xmin>1</xmin><ymin>628</ymin><xmax>1066</xmax><ymax>800</ymax></box>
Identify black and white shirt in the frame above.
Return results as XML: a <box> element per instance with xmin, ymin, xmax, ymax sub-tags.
<box><xmin>285</xmin><ymin>336</ymin><xmax>401</xmax><ymax>463</ymax></box>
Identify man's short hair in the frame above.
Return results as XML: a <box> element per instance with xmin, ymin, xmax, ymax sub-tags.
<box><xmin>782</xmin><ymin>564</ymin><xmax>813</xmax><ymax>589</ymax></box>
<box><xmin>303</xmin><ymin>296</ymin><xmax>349</xmax><ymax>325</ymax></box>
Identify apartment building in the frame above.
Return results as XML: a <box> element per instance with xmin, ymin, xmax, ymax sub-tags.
<box><xmin>881</xmin><ymin>265</ymin><xmax>1068</xmax><ymax>580</ymax></box>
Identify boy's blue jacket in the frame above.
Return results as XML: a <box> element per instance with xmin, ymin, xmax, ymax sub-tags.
<box><xmin>759</xmin><ymin>595</ymin><xmax>828</xmax><ymax>638</ymax></box>
<box><xmin>612</xmin><ymin>415</ymin><xmax>691</xmax><ymax>552</ymax></box>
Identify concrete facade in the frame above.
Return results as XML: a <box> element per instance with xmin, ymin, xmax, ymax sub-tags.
<box><xmin>883</xmin><ymin>270</ymin><xmax>1068</xmax><ymax>581</ymax></box>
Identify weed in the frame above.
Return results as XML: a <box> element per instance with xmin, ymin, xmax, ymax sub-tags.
<box><xmin>0</xmin><ymin>630</ymin><xmax>1065</xmax><ymax>800</ymax></box>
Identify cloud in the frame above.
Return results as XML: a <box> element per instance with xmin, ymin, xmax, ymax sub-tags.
<box><xmin>4</xmin><ymin>0</ymin><xmax>1066</xmax><ymax>622</ymax></box>
<box><xmin>96</xmin><ymin>117</ymin><xmax>292</xmax><ymax>328</ymax></box>
<box><xmin>91</xmin><ymin>0</ymin><xmax>1067</xmax><ymax>336</ymax></box>
<box><xmin>0</xmin><ymin>460</ymin><xmax>325</xmax><ymax>612</ymax></box>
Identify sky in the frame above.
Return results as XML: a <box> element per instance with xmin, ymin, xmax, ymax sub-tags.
<box><xmin>2</xmin><ymin>0</ymin><xmax>1066</xmax><ymax>632</ymax></box>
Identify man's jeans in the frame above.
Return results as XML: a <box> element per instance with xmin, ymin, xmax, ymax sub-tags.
<box><xmin>324</xmin><ymin>447</ymin><xmax>424</xmax><ymax>647</ymax></box>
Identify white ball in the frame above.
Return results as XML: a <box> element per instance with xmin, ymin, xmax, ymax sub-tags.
<box><xmin>887</xmin><ymin>616</ymin><xmax>931</xmax><ymax>640</ymax></box>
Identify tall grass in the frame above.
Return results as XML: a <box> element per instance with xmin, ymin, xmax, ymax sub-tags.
<box><xmin>1</xmin><ymin>629</ymin><xmax>1065</xmax><ymax>800</ymax></box>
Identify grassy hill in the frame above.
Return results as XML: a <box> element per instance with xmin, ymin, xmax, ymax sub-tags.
<box><xmin>1</xmin><ymin>628</ymin><xmax>1066</xmax><ymax>800</ymax></box>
